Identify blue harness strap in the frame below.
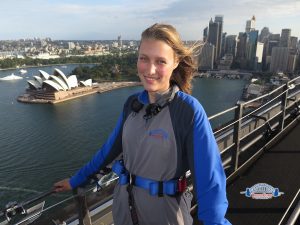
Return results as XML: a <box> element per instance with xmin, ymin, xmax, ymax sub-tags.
<box><xmin>112</xmin><ymin>160</ymin><xmax>185</xmax><ymax>196</ymax></box>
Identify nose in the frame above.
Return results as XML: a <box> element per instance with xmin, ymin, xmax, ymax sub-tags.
<box><xmin>148</xmin><ymin>63</ymin><xmax>156</xmax><ymax>75</ymax></box>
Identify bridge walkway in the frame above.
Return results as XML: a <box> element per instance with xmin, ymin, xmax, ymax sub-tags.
<box><xmin>225</xmin><ymin>122</ymin><xmax>300</xmax><ymax>225</ymax></box>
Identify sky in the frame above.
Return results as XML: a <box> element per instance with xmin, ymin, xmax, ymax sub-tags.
<box><xmin>1</xmin><ymin>0</ymin><xmax>300</xmax><ymax>40</ymax></box>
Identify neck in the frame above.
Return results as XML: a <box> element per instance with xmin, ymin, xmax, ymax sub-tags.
<box><xmin>148</xmin><ymin>87</ymin><xmax>170</xmax><ymax>103</ymax></box>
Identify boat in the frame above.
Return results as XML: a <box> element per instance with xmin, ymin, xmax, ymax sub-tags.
<box><xmin>0</xmin><ymin>74</ymin><xmax>23</xmax><ymax>81</ymax></box>
<box><xmin>19</xmin><ymin>69</ymin><xmax>27</xmax><ymax>74</ymax></box>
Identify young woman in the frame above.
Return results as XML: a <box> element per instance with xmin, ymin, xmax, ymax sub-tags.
<box><xmin>54</xmin><ymin>23</ymin><xmax>231</xmax><ymax>225</ymax></box>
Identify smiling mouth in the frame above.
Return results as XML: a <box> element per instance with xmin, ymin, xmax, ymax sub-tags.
<box><xmin>144</xmin><ymin>76</ymin><xmax>160</xmax><ymax>81</ymax></box>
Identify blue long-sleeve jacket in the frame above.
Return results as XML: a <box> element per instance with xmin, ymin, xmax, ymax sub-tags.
<box><xmin>70</xmin><ymin>86</ymin><xmax>231</xmax><ymax>225</ymax></box>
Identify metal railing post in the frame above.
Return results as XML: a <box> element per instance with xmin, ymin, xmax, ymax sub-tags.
<box><xmin>230</xmin><ymin>102</ymin><xmax>243</xmax><ymax>172</ymax></box>
<box><xmin>279</xmin><ymin>83</ymin><xmax>289</xmax><ymax>131</ymax></box>
<box><xmin>73</xmin><ymin>187</ymin><xmax>92</xmax><ymax>225</ymax></box>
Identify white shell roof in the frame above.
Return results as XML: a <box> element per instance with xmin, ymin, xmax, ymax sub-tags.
<box><xmin>68</xmin><ymin>75</ymin><xmax>78</xmax><ymax>88</ymax></box>
<box><xmin>80</xmin><ymin>79</ymin><xmax>92</xmax><ymax>87</ymax></box>
<box><xmin>49</xmin><ymin>75</ymin><xmax>69</xmax><ymax>91</ymax></box>
<box><xmin>39</xmin><ymin>70</ymin><xmax>50</xmax><ymax>80</ymax></box>
<box><xmin>34</xmin><ymin>76</ymin><xmax>43</xmax><ymax>85</ymax></box>
<box><xmin>27</xmin><ymin>80</ymin><xmax>41</xmax><ymax>89</ymax></box>
<box><xmin>54</xmin><ymin>68</ymin><xmax>71</xmax><ymax>90</ymax></box>
<box><xmin>43</xmin><ymin>80</ymin><xmax>64</xmax><ymax>91</ymax></box>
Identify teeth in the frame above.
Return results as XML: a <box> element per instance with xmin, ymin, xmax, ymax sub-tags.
<box><xmin>145</xmin><ymin>76</ymin><xmax>158</xmax><ymax>80</ymax></box>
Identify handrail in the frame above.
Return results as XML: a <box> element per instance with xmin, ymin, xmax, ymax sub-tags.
<box><xmin>278</xmin><ymin>189</ymin><xmax>300</xmax><ymax>225</ymax></box>
<box><xmin>1</xmin><ymin>75</ymin><xmax>300</xmax><ymax>225</ymax></box>
<box><xmin>208</xmin><ymin>106</ymin><xmax>237</xmax><ymax>120</ymax></box>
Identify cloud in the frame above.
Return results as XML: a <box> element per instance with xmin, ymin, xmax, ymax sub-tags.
<box><xmin>0</xmin><ymin>0</ymin><xmax>299</xmax><ymax>40</ymax></box>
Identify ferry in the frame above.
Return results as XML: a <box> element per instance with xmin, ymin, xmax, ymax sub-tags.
<box><xmin>19</xmin><ymin>69</ymin><xmax>28</xmax><ymax>74</ymax></box>
<box><xmin>0</xmin><ymin>74</ymin><xmax>23</xmax><ymax>81</ymax></box>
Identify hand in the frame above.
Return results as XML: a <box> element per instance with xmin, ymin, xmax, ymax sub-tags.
<box><xmin>53</xmin><ymin>178</ymin><xmax>72</xmax><ymax>192</ymax></box>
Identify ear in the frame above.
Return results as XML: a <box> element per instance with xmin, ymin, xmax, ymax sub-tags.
<box><xmin>173</xmin><ymin>59</ymin><xmax>179</xmax><ymax>70</ymax></box>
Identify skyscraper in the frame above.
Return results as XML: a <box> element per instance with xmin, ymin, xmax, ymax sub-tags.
<box><xmin>198</xmin><ymin>42</ymin><xmax>215</xmax><ymax>70</ymax></box>
<box><xmin>224</xmin><ymin>35</ymin><xmax>237</xmax><ymax>57</ymax></box>
<box><xmin>236</xmin><ymin>32</ymin><xmax>248</xmax><ymax>59</ymax></box>
<box><xmin>246</xmin><ymin>30</ymin><xmax>259</xmax><ymax>69</ymax></box>
<box><xmin>207</xmin><ymin>15</ymin><xmax>224</xmax><ymax>62</ymax></box>
<box><xmin>259</xmin><ymin>27</ymin><xmax>270</xmax><ymax>42</ymax></box>
<box><xmin>270</xmin><ymin>47</ymin><xmax>289</xmax><ymax>72</ymax></box>
<box><xmin>280</xmin><ymin>29</ymin><xmax>291</xmax><ymax>47</ymax></box>
<box><xmin>245</xmin><ymin>15</ymin><xmax>255</xmax><ymax>33</ymax></box>
<box><xmin>208</xmin><ymin>18</ymin><xmax>219</xmax><ymax>62</ymax></box>
<box><xmin>289</xmin><ymin>36</ymin><xmax>298</xmax><ymax>50</ymax></box>
<box><xmin>215</xmin><ymin>15</ymin><xmax>223</xmax><ymax>59</ymax></box>
<box><xmin>203</xmin><ymin>27</ymin><xmax>208</xmax><ymax>42</ymax></box>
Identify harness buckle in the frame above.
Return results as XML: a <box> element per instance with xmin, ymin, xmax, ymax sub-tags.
<box><xmin>177</xmin><ymin>177</ymin><xmax>187</xmax><ymax>193</ymax></box>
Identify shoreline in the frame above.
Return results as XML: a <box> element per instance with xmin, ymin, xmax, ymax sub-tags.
<box><xmin>17</xmin><ymin>81</ymin><xmax>141</xmax><ymax>104</ymax></box>
<box><xmin>0</xmin><ymin>62</ymin><xmax>100</xmax><ymax>71</ymax></box>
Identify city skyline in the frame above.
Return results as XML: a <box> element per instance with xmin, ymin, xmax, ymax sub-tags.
<box><xmin>1</xmin><ymin>0</ymin><xmax>300</xmax><ymax>40</ymax></box>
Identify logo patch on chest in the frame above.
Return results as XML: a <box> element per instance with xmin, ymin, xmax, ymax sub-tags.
<box><xmin>148</xmin><ymin>129</ymin><xmax>169</xmax><ymax>140</ymax></box>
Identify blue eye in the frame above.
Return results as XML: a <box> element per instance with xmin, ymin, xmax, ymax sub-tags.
<box><xmin>158</xmin><ymin>60</ymin><xmax>166</xmax><ymax>64</ymax></box>
<box><xmin>139</xmin><ymin>56</ymin><xmax>147</xmax><ymax>62</ymax></box>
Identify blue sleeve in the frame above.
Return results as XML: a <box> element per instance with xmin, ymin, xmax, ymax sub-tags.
<box><xmin>69</xmin><ymin>112</ymin><xmax>124</xmax><ymax>188</ymax></box>
<box><xmin>189</xmin><ymin>102</ymin><xmax>231</xmax><ymax>225</ymax></box>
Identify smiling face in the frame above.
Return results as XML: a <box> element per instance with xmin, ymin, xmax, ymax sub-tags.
<box><xmin>137</xmin><ymin>38</ymin><xmax>178</xmax><ymax>102</ymax></box>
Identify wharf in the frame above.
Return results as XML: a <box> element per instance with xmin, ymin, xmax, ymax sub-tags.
<box><xmin>17</xmin><ymin>81</ymin><xmax>141</xmax><ymax>104</ymax></box>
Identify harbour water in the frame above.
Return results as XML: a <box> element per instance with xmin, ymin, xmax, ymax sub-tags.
<box><xmin>0</xmin><ymin>65</ymin><xmax>247</xmax><ymax>208</ymax></box>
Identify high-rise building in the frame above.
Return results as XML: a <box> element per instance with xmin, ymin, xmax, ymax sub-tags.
<box><xmin>198</xmin><ymin>42</ymin><xmax>215</xmax><ymax>70</ymax></box>
<box><xmin>221</xmin><ymin>32</ymin><xmax>227</xmax><ymax>57</ymax></box>
<box><xmin>255</xmin><ymin>42</ymin><xmax>264</xmax><ymax>71</ymax></box>
<box><xmin>203</xmin><ymin>27</ymin><xmax>208</xmax><ymax>42</ymax></box>
<box><xmin>236</xmin><ymin>32</ymin><xmax>248</xmax><ymax>59</ymax></box>
<box><xmin>224</xmin><ymin>35</ymin><xmax>237</xmax><ymax>57</ymax></box>
<box><xmin>259</xmin><ymin>27</ymin><xmax>270</xmax><ymax>42</ymax></box>
<box><xmin>215</xmin><ymin>15</ymin><xmax>223</xmax><ymax>59</ymax></box>
<box><xmin>245</xmin><ymin>15</ymin><xmax>255</xmax><ymax>33</ymax></box>
<box><xmin>269</xmin><ymin>34</ymin><xmax>281</xmax><ymax>42</ymax></box>
<box><xmin>208</xmin><ymin>18</ymin><xmax>219</xmax><ymax>62</ymax></box>
<box><xmin>290</xmin><ymin>36</ymin><xmax>298</xmax><ymax>50</ymax></box>
<box><xmin>287</xmin><ymin>54</ymin><xmax>297</xmax><ymax>72</ymax></box>
<box><xmin>118</xmin><ymin>35</ymin><xmax>122</xmax><ymax>48</ymax></box>
<box><xmin>246</xmin><ymin>30</ymin><xmax>259</xmax><ymax>69</ymax></box>
<box><xmin>68</xmin><ymin>42</ymin><xmax>75</xmax><ymax>50</ymax></box>
<box><xmin>270</xmin><ymin>47</ymin><xmax>289</xmax><ymax>72</ymax></box>
<box><xmin>280</xmin><ymin>29</ymin><xmax>291</xmax><ymax>47</ymax></box>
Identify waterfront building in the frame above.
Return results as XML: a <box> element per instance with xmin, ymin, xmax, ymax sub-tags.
<box><xmin>245</xmin><ymin>15</ymin><xmax>255</xmax><ymax>33</ymax></box>
<box><xmin>198</xmin><ymin>42</ymin><xmax>215</xmax><ymax>70</ymax></box>
<box><xmin>259</xmin><ymin>27</ymin><xmax>270</xmax><ymax>42</ymax></box>
<box><xmin>270</xmin><ymin>47</ymin><xmax>289</xmax><ymax>72</ymax></box>
<box><xmin>287</xmin><ymin>54</ymin><xmax>297</xmax><ymax>72</ymax></box>
<box><xmin>269</xmin><ymin>34</ymin><xmax>281</xmax><ymax>42</ymax></box>
<box><xmin>217</xmin><ymin>54</ymin><xmax>233</xmax><ymax>70</ymax></box>
<box><xmin>280</xmin><ymin>29</ymin><xmax>291</xmax><ymax>48</ymax></box>
<box><xmin>289</xmin><ymin>36</ymin><xmax>298</xmax><ymax>54</ymax></box>
<box><xmin>221</xmin><ymin>32</ymin><xmax>227</xmax><ymax>58</ymax></box>
<box><xmin>208</xmin><ymin>18</ymin><xmax>219</xmax><ymax>62</ymax></box>
<box><xmin>224</xmin><ymin>35</ymin><xmax>237</xmax><ymax>58</ymax></box>
<box><xmin>215</xmin><ymin>15</ymin><xmax>224</xmax><ymax>59</ymax></box>
<box><xmin>236</xmin><ymin>32</ymin><xmax>248</xmax><ymax>68</ymax></box>
<box><xmin>25</xmin><ymin>68</ymin><xmax>93</xmax><ymax>102</ymax></box>
<box><xmin>255</xmin><ymin>42</ymin><xmax>264</xmax><ymax>71</ymax></box>
<box><xmin>246</xmin><ymin>30</ymin><xmax>259</xmax><ymax>70</ymax></box>
<box><xmin>203</xmin><ymin>27</ymin><xmax>208</xmax><ymax>42</ymax></box>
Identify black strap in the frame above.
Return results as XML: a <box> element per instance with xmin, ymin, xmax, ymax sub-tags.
<box><xmin>127</xmin><ymin>184</ymin><xmax>139</xmax><ymax>225</ymax></box>
<box><xmin>158</xmin><ymin>181</ymin><xmax>164</xmax><ymax>197</ymax></box>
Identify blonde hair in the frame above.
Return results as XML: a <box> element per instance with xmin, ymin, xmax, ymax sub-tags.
<box><xmin>140</xmin><ymin>23</ymin><xmax>197</xmax><ymax>94</ymax></box>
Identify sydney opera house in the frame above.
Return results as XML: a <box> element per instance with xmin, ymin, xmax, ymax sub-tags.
<box><xmin>19</xmin><ymin>68</ymin><xmax>95</xmax><ymax>103</ymax></box>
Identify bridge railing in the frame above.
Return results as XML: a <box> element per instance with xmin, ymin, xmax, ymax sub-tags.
<box><xmin>210</xmin><ymin>76</ymin><xmax>300</xmax><ymax>182</ymax></box>
<box><xmin>1</xmin><ymin>76</ymin><xmax>300</xmax><ymax>225</ymax></box>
